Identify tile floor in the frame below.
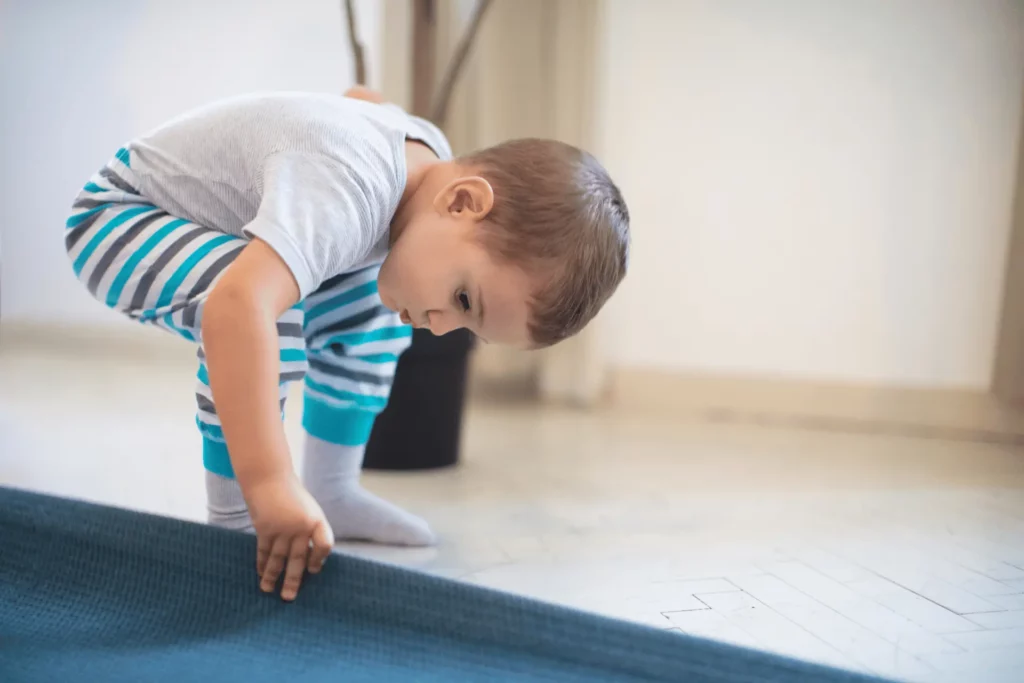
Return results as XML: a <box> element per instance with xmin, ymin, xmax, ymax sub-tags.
<box><xmin>3</xmin><ymin>338</ymin><xmax>1024</xmax><ymax>682</ymax></box>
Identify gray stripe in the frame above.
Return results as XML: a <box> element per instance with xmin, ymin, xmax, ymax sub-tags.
<box><xmin>195</xmin><ymin>393</ymin><xmax>217</xmax><ymax>415</ymax></box>
<box><xmin>64</xmin><ymin>211</ymin><xmax>105</xmax><ymax>252</ymax></box>
<box><xmin>197</xmin><ymin>392</ymin><xmax>288</xmax><ymax>414</ymax></box>
<box><xmin>307</xmin><ymin>356</ymin><xmax>390</xmax><ymax>386</ymax></box>
<box><xmin>86</xmin><ymin>211</ymin><xmax>163</xmax><ymax>295</ymax></box>
<box><xmin>181</xmin><ymin>245</ymin><xmax>245</xmax><ymax>328</ymax></box>
<box><xmin>133</xmin><ymin>293</ymin><xmax>205</xmax><ymax>323</ymax></box>
<box><xmin>99</xmin><ymin>167</ymin><xmax>137</xmax><ymax>194</ymax></box>
<box><xmin>72</xmin><ymin>197</ymin><xmax>113</xmax><ymax>210</ymax></box>
<box><xmin>281</xmin><ymin>370</ymin><xmax>306</xmax><ymax>383</ymax></box>
<box><xmin>127</xmin><ymin>226</ymin><xmax>208</xmax><ymax>314</ymax></box>
<box><xmin>314</xmin><ymin>270</ymin><xmax>358</xmax><ymax>294</ymax></box>
<box><xmin>307</xmin><ymin>263</ymin><xmax>380</xmax><ymax>302</ymax></box>
<box><xmin>278</xmin><ymin>322</ymin><xmax>304</xmax><ymax>339</ymax></box>
<box><xmin>317</xmin><ymin>305</ymin><xmax>388</xmax><ymax>342</ymax></box>
<box><xmin>132</xmin><ymin>299</ymin><xmax>188</xmax><ymax>322</ymax></box>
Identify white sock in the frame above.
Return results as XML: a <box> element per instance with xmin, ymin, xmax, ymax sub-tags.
<box><xmin>205</xmin><ymin>471</ymin><xmax>254</xmax><ymax>532</ymax></box>
<box><xmin>302</xmin><ymin>434</ymin><xmax>435</xmax><ymax>546</ymax></box>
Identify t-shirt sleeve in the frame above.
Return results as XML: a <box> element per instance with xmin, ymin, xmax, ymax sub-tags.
<box><xmin>243</xmin><ymin>151</ymin><xmax>392</xmax><ymax>300</ymax></box>
<box><xmin>379</xmin><ymin>104</ymin><xmax>454</xmax><ymax>162</ymax></box>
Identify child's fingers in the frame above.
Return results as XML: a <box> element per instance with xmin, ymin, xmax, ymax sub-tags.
<box><xmin>260</xmin><ymin>536</ymin><xmax>290</xmax><ymax>593</ymax></box>
<box><xmin>256</xmin><ymin>534</ymin><xmax>272</xmax><ymax>576</ymax></box>
<box><xmin>280</xmin><ymin>535</ymin><xmax>310</xmax><ymax>601</ymax></box>
<box><xmin>308</xmin><ymin>522</ymin><xmax>333</xmax><ymax>574</ymax></box>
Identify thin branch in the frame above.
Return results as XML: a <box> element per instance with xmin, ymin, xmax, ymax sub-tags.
<box><xmin>412</xmin><ymin>0</ymin><xmax>437</xmax><ymax>117</ymax></box>
<box><xmin>429</xmin><ymin>0</ymin><xmax>494</xmax><ymax>127</ymax></box>
<box><xmin>344</xmin><ymin>0</ymin><xmax>367</xmax><ymax>85</ymax></box>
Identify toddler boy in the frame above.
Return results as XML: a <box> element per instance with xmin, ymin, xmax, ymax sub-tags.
<box><xmin>65</xmin><ymin>88</ymin><xmax>629</xmax><ymax>600</ymax></box>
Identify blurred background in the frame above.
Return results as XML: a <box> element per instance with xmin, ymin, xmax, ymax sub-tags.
<box><xmin>3</xmin><ymin>2</ymin><xmax>1024</xmax><ymax>681</ymax></box>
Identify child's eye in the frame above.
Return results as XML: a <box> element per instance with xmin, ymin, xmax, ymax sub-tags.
<box><xmin>457</xmin><ymin>291</ymin><xmax>471</xmax><ymax>313</ymax></box>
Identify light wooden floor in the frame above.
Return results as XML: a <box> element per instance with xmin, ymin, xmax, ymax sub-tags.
<box><xmin>2</xmin><ymin>339</ymin><xmax>1024</xmax><ymax>682</ymax></box>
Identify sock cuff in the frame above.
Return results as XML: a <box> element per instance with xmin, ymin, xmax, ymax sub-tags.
<box><xmin>302</xmin><ymin>395</ymin><xmax>377</xmax><ymax>446</ymax></box>
<box><xmin>202</xmin><ymin>436</ymin><xmax>235</xmax><ymax>479</ymax></box>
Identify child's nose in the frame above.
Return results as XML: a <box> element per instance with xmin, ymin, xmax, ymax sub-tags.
<box><xmin>426</xmin><ymin>310</ymin><xmax>458</xmax><ymax>336</ymax></box>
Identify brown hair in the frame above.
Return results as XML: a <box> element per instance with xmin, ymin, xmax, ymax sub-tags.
<box><xmin>460</xmin><ymin>138</ymin><xmax>630</xmax><ymax>348</ymax></box>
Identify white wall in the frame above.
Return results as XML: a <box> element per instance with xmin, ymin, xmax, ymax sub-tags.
<box><xmin>597</xmin><ymin>0</ymin><xmax>1024</xmax><ymax>388</ymax></box>
<box><xmin>0</xmin><ymin>0</ymin><xmax>380</xmax><ymax>326</ymax></box>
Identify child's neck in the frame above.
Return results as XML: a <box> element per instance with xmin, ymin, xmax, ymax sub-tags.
<box><xmin>390</xmin><ymin>140</ymin><xmax>451</xmax><ymax>244</ymax></box>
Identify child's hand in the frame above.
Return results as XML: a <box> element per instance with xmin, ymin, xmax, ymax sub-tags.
<box><xmin>246</xmin><ymin>473</ymin><xmax>335</xmax><ymax>601</ymax></box>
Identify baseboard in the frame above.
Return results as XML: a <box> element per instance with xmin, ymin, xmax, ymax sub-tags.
<box><xmin>7</xmin><ymin>322</ymin><xmax>1024</xmax><ymax>444</ymax></box>
<box><xmin>609</xmin><ymin>368</ymin><xmax>1024</xmax><ymax>445</ymax></box>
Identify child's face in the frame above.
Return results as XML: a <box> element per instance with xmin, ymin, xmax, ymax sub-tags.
<box><xmin>378</xmin><ymin>196</ymin><xmax>536</xmax><ymax>348</ymax></box>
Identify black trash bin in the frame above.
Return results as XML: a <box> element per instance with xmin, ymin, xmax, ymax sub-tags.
<box><xmin>363</xmin><ymin>327</ymin><xmax>475</xmax><ymax>470</ymax></box>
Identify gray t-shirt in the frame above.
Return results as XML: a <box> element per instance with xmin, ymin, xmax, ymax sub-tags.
<box><xmin>124</xmin><ymin>91</ymin><xmax>453</xmax><ymax>299</ymax></box>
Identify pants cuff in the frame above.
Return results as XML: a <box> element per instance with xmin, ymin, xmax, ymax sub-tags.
<box><xmin>302</xmin><ymin>395</ymin><xmax>377</xmax><ymax>446</ymax></box>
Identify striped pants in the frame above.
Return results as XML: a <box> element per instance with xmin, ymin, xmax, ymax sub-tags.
<box><xmin>64</xmin><ymin>149</ymin><xmax>412</xmax><ymax>478</ymax></box>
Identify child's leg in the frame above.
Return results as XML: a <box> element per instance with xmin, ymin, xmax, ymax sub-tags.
<box><xmin>65</xmin><ymin>151</ymin><xmax>306</xmax><ymax>530</ymax></box>
<box><xmin>300</xmin><ymin>266</ymin><xmax>434</xmax><ymax>546</ymax></box>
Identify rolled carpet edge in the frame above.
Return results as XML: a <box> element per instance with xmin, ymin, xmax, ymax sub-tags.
<box><xmin>0</xmin><ymin>485</ymin><xmax>894</xmax><ymax>683</ymax></box>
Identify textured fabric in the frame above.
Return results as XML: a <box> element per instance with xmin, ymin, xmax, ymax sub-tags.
<box><xmin>300</xmin><ymin>267</ymin><xmax>412</xmax><ymax>447</ymax></box>
<box><xmin>121</xmin><ymin>92</ymin><xmax>452</xmax><ymax>298</ymax></box>
<box><xmin>65</xmin><ymin>157</ymin><xmax>412</xmax><ymax>479</ymax></box>
<box><xmin>0</xmin><ymin>486</ymin><xmax>894</xmax><ymax>683</ymax></box>
<box><xmin>205</xmin><ymin>471</ymin><xmax>254</xmax><ymax>531</ymax></box>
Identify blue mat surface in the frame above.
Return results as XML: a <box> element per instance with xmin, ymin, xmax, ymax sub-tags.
<box><xmin>0</xmin><ymin>485</ymin><xmax>894</xmax><ymax>682</ymax></box>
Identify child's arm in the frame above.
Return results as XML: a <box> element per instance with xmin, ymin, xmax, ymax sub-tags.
<box><xmin>202</xmin><ymin>238</ymin><xmax>334</xmax><ymax>601</ymax></box>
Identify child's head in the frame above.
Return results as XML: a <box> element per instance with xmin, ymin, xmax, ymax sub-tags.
<box><xmin>378</xmin><ymin>138</ymin><xmax>630</xmax><ymax>349</ymax></box>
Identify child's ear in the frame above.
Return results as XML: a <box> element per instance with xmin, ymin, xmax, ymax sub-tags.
<box><xmin>435</xmin><ymin>177</ymin><xmax>494</xmax><ymax>220</ymax></box>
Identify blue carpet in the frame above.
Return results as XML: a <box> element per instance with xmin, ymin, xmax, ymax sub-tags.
<box><xmin>0</xmin><ymin>485</ymin><xmax>894</xmax><ymax>682</ymax></box>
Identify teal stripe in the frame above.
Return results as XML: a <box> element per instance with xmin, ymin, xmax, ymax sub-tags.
<box><xmin>354</xmin><ymin>352</ymin><xmax>399</xmax><ymax>364</ymax></box>
<box><xmin>82</xmin><ymin>181</ymin><xmax>104</xmax><ymax>193</ymax></box>
<box><xmin>162</xmin><ymin>312</ymin><xmax>195</xmax><ymax>342</ymax></box>
<box><xmin>304</xmin><ymin>377</ymin><xmax>388</xmax><ymax>411</ymax></box>
<box><xmin>106</xmin><ymin>218</ymin><xmax>188</xmax><ymax>308</ymax></box>
<box><xmin>197</xmin><ymin>419</ymin><xmax>225</xmax><ymax>442</ymax></box>
<box><xmin>153</xmin><ymin>234</ymin><xmax>236</xmax><ymax>312</ymax></box>
<box><xmin>72</xmin><ymin>206</ymin><xmax>155</xmax><ymax>277</ymax></box>
<box><xmin>198</xmin><ymin>430</ymin><xmax>234</xmax><ymax>479</ymax></box>
<box><xmin>305</xmin><ymin>281</ymin><xmax>378</xmax><ymax>321</ymax></box>
<box><xmin>280</xmin><ymin>348</ymin><xmax>307</xmax><ymax>364</ymax></box>
<box><xmin>115</xmin><ymin>147</ymin><xmax>131</xmax><ymax>167</ymax></box>
<box><xmin>328</xmin><ymin>326</ymin><xmax>412</xmax><ymax>348</ymax></box>
<box><xmin>202</xmin><ymin>436</ymin><xmax>234</xmax><ymax>478</ymax></box>
<box><xmin>302</xmin><ymin>395</ymin><xmax>377</xmax><ymax>446</ymax></box>
<box><xmin>66</xmin><ymin>203</ymin><xmax>114</xmax><ymax>228</ymax></box>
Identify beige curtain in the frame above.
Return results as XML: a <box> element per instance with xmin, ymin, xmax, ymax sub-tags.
<box><xmin>380</xmin><ymin>0</ymin><xmax>609</xmax><ymax>406</ymax></box>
